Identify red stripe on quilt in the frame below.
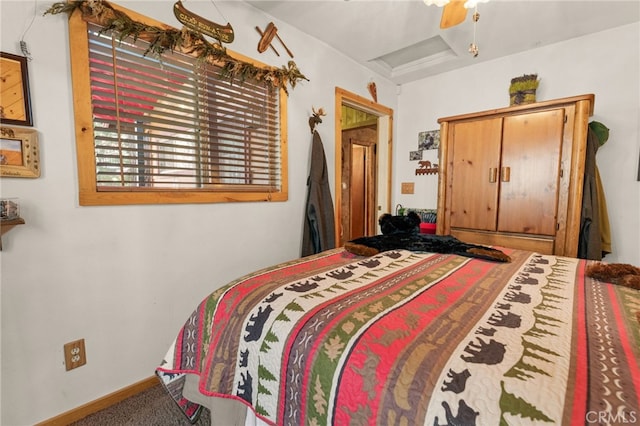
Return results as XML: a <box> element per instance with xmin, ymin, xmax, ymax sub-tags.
<box><xmin>332</xmin><ymin>257</ymin><xmax>495</xmax><ymax>424</ymax></box>
<box><xmin>289</xmin><ymin>256</ymin><xmax>443</xmax><ymax>425</ymax></box>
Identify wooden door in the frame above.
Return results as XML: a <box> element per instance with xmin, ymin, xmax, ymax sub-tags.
<box><xmin>449</xmin><ymin>117</ymin><xmax>503</xmax><ymax>231</ymax></box>
<box><xmin>340</xmin><ymin>128</ymin><xmax>377</xmax><ymax>244</ymax></box>
<box><xmin>498</xmin><ymin>109</ymin><xmax>565</xmax><ymax>235</ymax></box>
<box><xmin>350</xmin><ymin>144</ymin><xmax>367</xmax><ymax>238</ymax></box>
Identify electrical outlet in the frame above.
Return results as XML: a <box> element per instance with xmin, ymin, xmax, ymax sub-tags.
<box><xmin>64</xmin><ymin>339</ymin><xmax>86</xmax><ymax>371</ymax></box>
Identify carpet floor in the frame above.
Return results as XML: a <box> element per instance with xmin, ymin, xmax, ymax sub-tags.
<box><xmin>70</xmin><ymin>384</ymin><xmax>211</xmax><ymax>426</ymax></box>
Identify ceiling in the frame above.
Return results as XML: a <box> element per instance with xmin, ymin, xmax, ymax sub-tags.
<box><xmin>246</xmin><ymin>0</ymin><xmax>640</xmax><ymax>85</ymax></box>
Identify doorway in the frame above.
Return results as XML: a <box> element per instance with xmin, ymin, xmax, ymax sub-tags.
<box><xmin>342</xmin><ymin>126</ymin><xmax>377</xmax><ymax>241</ymax></box>
<box><xmin>334</xmin><ymin>87</ymin><xmax>394</xmax><ymax>247</ymax></box>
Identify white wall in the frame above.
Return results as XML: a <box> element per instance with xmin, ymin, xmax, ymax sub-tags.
<box><xmin>395</xmin><ymin>22</ymin><xmax>640</xmax><ymax>265</ymax></box>
<box><xmin>0</xmin><ymin>1</ymin><xmax>397</xmax><ymax>424</ymax></box>
<box><xmin>2</xmin><ymin>1</ymin><xmax>638</xmax><ymax>424</ymax></box>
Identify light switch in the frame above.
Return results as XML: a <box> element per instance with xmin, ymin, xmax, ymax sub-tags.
<box><xmin>401</xmin><ymin>182</ymin><xmax>414</xmax><ymax>194</ymax></box>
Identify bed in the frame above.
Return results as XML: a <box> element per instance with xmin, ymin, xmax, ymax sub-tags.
<box><xmin>156</xmin><ymin>247</ymin><xmax>640</xmax><ymax>425</ymax></box>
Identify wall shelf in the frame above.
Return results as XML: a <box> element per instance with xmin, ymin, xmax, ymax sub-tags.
<box><xmin>1</xmin><ymin>218</ymin><xmax>25</xmax><ymax>250</ymax></box>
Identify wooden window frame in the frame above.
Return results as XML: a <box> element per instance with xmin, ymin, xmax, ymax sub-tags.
<box><xmin>68</xmin><ymin>4</ymin><xmax>288</xmax><ymax>205</ymax></box>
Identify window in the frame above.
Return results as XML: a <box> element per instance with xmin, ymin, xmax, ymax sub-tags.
<box><xmin>68</xmin><ymin>5</ymin><xmax>288</xmax><ymax>205</ymax></box>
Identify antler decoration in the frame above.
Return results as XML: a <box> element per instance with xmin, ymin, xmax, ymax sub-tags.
<box><xmin>309</xmin><ymin>107</ymin><xmax>326</xmax><ymax>134</ymax></box>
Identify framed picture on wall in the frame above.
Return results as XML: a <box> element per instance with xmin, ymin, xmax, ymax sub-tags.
<box><xmin>418</xmin><ymin>130</ymin><xmax>440</xmax><ymax>150</ymax></box>
<box><xmin>0</xmin><ymin>126</ymin><xmax>40</xmax><ymax>178</ymax></box>
<box><xmin>0</xmin><ymin>52</ymin><xmax>33</xmax><ymax>127</ymax></box>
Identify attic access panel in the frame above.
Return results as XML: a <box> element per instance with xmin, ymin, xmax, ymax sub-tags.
<box><xmin>371</xmin><ymin>35</ymin><xmax>454</xmax><ymax>70</ymax></box>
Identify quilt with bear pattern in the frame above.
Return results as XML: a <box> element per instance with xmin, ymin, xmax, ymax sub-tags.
<box><xmin>157</xmin><ymin>247</ymin><xmax>640</xmax><ymax>425</ymax></box>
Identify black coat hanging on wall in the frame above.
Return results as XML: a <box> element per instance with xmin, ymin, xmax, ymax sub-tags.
<box><xmin>302</xmin><ymin>130</ymin><xmax>336</xmax><ymax>256</ymax></box>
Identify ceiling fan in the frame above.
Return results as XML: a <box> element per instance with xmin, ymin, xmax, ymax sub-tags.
<box><xmin>424</xmin><ymin>0</ymin><xmax>489</xmax><ymax>29</ymax></box>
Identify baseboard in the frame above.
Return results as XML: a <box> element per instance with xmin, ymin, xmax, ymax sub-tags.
<box><xmin>36</xmin><ymin>376</ymin><xmax>160</xmax><ymax>426</ymax></box>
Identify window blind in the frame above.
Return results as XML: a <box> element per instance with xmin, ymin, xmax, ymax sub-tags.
<box><xmin>87</xmin><ymin>23</ymin><xmax>282</xmax><ymax>192</ymax></box>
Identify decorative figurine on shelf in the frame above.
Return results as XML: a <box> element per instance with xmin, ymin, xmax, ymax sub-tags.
<box><xmin>0</xmin><ymin>199</ymin><xmax>20</xmax><ymax>221</ymax></box>
<box><xmin>509</xmin><ymin>74</ymin><xmax>539</xmax><ymax>106</ymax></box>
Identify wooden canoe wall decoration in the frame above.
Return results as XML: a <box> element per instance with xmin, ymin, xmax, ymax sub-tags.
<box><xmin>256</xmin><ymin>22</ymin><xmax>294</xmax><ymax>58</ymax></box>
<box><xmin>173</xmin><ymin>0</ymin><xmax>234</xmax><ymax>44</ymax></box>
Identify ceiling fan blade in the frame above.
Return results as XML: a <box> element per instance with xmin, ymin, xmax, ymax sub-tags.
<box><xmin>440</xmin><ymin>0</ymin><xmax>467</xmax><ymax>29</ymax></box>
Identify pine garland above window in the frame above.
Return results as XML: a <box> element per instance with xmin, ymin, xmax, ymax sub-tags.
<box><xmin>44</xmin><ymin>0</ymin><xmax>308</xmax><ymax>93</ymax></box>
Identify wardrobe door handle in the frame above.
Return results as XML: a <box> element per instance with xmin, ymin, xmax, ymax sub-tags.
<box><xmin>489</xmin><ymin>167</ymin><xmax>497</xmax><ymax>183</ymax></box>
<box><xmin>501</xmin><ymin>166</ymin><xmax>511</xmax><ymax>182</ymax></box>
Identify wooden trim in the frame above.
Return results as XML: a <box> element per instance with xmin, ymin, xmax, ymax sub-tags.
<box><xmin>563</xmin><ymin>98</ymin><xmax>592</xmax><ymax>257</ymax></box>
<box><xmin>0</xmin><ymin>126</ymin><xmax>40</xmax><ymax>178</ymax></box>
<box><xmin>437</xmin><ymin>94</ymin><xmax>595</xmax><ymax>123</ymax></box>
<box><xmin>553</xmin><ymin>105</ymin><xmax>574</xmax><ymax>256</ymax></box>
<box><xmin>451</xmin><ymin>229</ymin><xmax>555</xmax><ymax>254</ymax></box>
<box><xmin>436</xmin><ymin>121</ymin><xmax>450</xmax><ymax>236</ymax></box>
<box><xmin>36</xmin><ymin>376</ymin><xmax>160</xmax><ymax>426</ymax></box>
<box><xmin>334</xmin><ymin>87</ymin><xmax>394</xmax><ymax>247</ymax></box>
<box><xmin>279</xmin><ymin>86</ymin><xmax>289</xmax><ymax>199</ymax></box>
<box><xmin>68</xmin><ymin>4</ymin><xmax>288</xmax><ymax>206</ymax></box>
<box><xmin>335</xmin><ymin>92</ymin><xmax>344</xmax><ymax>244</ymax></box>
<box><xmin>69</xmin><ymin>9</ymin><xmax>98</xmax><ymax>203</ymax></box>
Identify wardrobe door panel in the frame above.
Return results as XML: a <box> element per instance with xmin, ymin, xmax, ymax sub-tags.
<box><xmin>498</xmin><ymin>109</ymin><xmax>565</xmax><ymax>235</ymax></box>
<box><xmin>449</xmin><ymin>117</ymin><xmax>502</xmax><ymax>231</ymax></box>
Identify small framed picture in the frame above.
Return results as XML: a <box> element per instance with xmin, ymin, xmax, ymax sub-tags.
<box><xmin>410</xmin><ymin>150</ymin><xmax>422</xmax><ymax>161</ymax></box>
<box><xmin>1</xmin><ymin>126</ymin><xmax>40</xmax><ymax>178</ymax></box>
<box><xmin>1</xmin><ymin>52</ymin><xmax>33</xmax><ymax>127</ymax></box>
<box><xmin>418</xmin><ymin>130</ymin><xmax>440</xmax><ymax>150</ymax></box>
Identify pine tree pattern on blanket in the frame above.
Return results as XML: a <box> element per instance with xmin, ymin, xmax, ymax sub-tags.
<box><xmin>157</xmin><ymin>248</ymin><xmax>640</xmax><ymax>425</ymax></box>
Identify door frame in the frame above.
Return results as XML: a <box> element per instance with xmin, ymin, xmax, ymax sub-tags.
<box><xmin>334</xmin><ymin>87</ymin><xmax>394</xmax><ymax>247</ymax></box>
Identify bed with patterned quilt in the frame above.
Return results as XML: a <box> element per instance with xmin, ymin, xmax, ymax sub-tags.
<box><xmin>156</xmin><ymin>247</ymin><xmax>640</xmax><ymax>425</ymax></box>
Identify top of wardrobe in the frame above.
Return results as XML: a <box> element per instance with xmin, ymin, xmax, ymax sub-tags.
<box><xmin>437</xmin><ymin>94</ymin><xmax>595</xmax><ymax>124</ymax></box>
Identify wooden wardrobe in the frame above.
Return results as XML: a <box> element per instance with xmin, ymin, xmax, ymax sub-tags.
<box><xmin>436</xmin><ymin>94</ymin><xmax>594</xmax><ymax>257</ymax></box>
